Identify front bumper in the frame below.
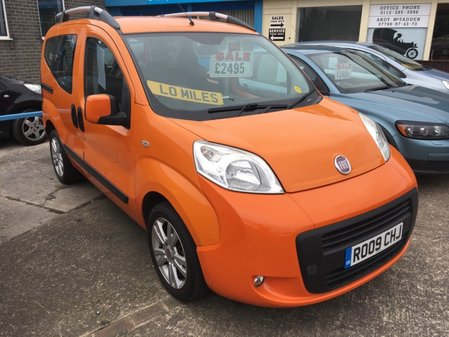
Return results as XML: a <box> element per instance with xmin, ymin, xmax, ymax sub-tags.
<box><xmin>393</xmin><ymin>134</ymin><xmax>449</xmax><ymax>174</ymax></box>
<box><xmin>196</xmin><ymin>149</ymin><xmax>417</xmax><ymax>307</ymax></box>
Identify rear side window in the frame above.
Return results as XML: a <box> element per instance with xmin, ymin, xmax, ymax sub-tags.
<box><xmin>44</xmin><ymin>35</ymin><xmax>77</xmax><ymax>93</ymax></box>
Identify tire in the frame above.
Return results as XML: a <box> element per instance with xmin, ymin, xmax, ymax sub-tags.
<box><xmin>48</xmin><ymin>130</ymin><xmax>81</xmax><ymax>184</ymax></box>
<box><xmin>147</xmin><ymin>202</ymin><xmax>208</xmax><ymax>302</ymax></box>
<box><xmin>12</xmin><ymin>109</ymin><xmax>46</xmax><ymax>146</ymax></box>
<box><xmin>405</xmin><ymin>48</ymin><xmax>418</xmax><ymax>59</ymax></box>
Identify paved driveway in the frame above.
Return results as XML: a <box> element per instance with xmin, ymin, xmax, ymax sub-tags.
<box><xmin>0</xmin><ymin>140</ymin><xmax>448</xmax><ymax>337</ymax></box>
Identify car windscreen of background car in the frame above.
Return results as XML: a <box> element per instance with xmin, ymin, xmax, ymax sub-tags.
<box><xmin>310</xmin><ymin>51</ymin><xmax>404</xmax><ymax>94</ymax></box>
<box><xmin>125</xmin><ymin>33</ymin><xmax>314</xmax><ymax>120</ymax></box>
<box><xmin>369</xmin><ymin>44</ymin><xmax>424</xmax><ymax>71</ymax></box>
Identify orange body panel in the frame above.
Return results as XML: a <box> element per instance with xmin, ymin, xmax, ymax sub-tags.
<box><xmin>196</xmin><ymin>148</ymin><xmax>416</xmax><ymax>306</ymax></box>
<box><xmin>41</xmin><ymin>15</ymin><xmax>418</xmax><ymax>307</ymax></box>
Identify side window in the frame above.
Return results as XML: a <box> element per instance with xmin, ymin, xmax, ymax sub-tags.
<box><xmin>85</xmin><ymin>38</ymin><xmax>130</xmax><ymax>115</ymax></box>
<box><xmin>44</xmin><ymin>34</ymin><xmax>77</xmax><ymax>93</ymax></box>
<box><xmin>291</xmin><ymin>56</ymin><xmax>329</xmax><ymax>95</ymax></box>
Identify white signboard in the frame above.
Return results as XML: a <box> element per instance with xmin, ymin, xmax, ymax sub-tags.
<box><xmin>367</xmin><ymin>28</ymin><xmax>427</xmax><ymax>60</ymax></box>
<box><xmin>368</xmin><ymin>3</ymin><xmax>431</xmax><ymax>28</ymax></box>
<box><xmin>269</xmin><ymin>15</ymin><xmax>285</xmax><ymax>41</ymax></box>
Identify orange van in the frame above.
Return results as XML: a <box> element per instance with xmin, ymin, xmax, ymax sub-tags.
<box><xmin>41</xmin><ymin>7</ymin><xmax>418</xmax><ymax>307</ymax></box>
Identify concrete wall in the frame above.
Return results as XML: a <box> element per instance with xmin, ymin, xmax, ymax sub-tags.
<box><xmin>0</xmin><ymin>0</ymin><xmax>104</xmax><ymax>84</ymax></box>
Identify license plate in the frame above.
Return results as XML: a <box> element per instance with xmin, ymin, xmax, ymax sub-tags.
<box><xmin>344</xmin><ymin>222</ymin><xmax>403</xmax><ymax>269</ymax></box>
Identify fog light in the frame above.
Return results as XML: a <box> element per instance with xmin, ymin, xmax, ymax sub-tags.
<box><xmin>253</xmin><ymin>275</ymin><xmax>264</xmax><ymax>287</ymax></box>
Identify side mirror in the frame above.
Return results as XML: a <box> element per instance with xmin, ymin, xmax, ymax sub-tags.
<box><xmin>85</xmin><ymin>94</ymin><xmax>114</xmax><ymax>123</ymax></box>
<box><xmin>85</xmin><ymin>94</ymin><xmax>130</xmax><ymax>128</ymax></box>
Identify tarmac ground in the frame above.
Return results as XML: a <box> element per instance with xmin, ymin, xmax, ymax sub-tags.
<box><xmin>0</xmin><ymin>139</ymin><xmax>448</xmax><ymax>337</ymax></box>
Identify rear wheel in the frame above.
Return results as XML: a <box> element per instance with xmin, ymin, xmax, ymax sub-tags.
<box><xmin>147</xmin><ymin>202</ymin><xmax>208</xmax><ymax>302</ymax></box>
<box><xmin>12</xmin><ymin>110</ymin><xmax>46</xmax><ymax>145</ymax></box>
<box><xmin>49</xmin><ymin>130</ymin><xmax>81</xmax><ymax>184</ymax></box>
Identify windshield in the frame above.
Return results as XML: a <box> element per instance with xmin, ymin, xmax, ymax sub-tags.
<box><xmin>309</xmin><ymin>50</ymin><xmax>404</xmax><ymax>93</ymax></box>
<box><xmin>368</xmin><ymin>44</ymin><xmax>424</xmax><ymax>71</ymax></box>
<box><xmin>125</xmin><ymin>33</ymin><xmax>315</xmax><ymax>120</ymax></box>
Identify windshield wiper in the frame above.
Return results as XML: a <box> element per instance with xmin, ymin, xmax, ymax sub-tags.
<box><xmin>365</xmin><ymin>85</ymin><xmax>390</xmax><ymax>92</ymax></box>
<box><xmin>208</xmin><ymin>103</ymin><xmax>288</xmax><ymax>115</ymax></box>
<box><xmin>288</xmin><ymin>91</ymin><xmax>316</xmax><ymax>109</ymax></box>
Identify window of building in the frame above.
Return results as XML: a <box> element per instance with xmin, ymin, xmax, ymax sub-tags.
<box><xmin>0</xmin><ymin>0</ymin><xmax>10</xmax><ymax>38</ymax></box>
<box><xmin>38</xmin><ymin>0</ymin><xmax>64</xmax><ymax>37</ymax></box>
<box><xmin>44</xmin><ymin>34</ymin><xmax>77</xmax><ymax>93</ymax></box>
<box><xmin>297</xmin><ymin>6</ymin><xmax>362</xmax><ymax>42</ymax></box>
<box><xmin>431</xmin><ymin>3</ymin><xmax>449</xmax><ymax>60</ymax></box>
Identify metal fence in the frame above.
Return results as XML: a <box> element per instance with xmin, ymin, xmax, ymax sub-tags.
<box><xmin>0</xmin><ymin>111</ymin><xmax>42</xmax><ymax>122</ymax></box>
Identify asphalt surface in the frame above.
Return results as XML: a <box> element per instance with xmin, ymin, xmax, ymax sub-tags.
<box><xmin>0</xmin><ymin>139</ymin><xmax>448</xmax><ymax>337</ymax></box>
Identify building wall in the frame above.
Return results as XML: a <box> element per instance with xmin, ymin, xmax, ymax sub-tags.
<box><xmin>0</xmin><ymin>0</ymin><xmax>104</xmax><ymax>84</ymax></box>
<box><xmin>263</xmin><ymin>0</ymin><xmax>449</xmax><ymax>61</ymax></box>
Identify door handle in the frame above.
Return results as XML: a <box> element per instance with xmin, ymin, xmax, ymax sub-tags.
<box><xmin>71</xmin><ymin>104</ymin><xmax>78</xmax><ymax>128</ymax></box>
<box><xmin>77</xmin><ymin>106</ymin><xmax>85</xmax><ymax>132</ymax></box>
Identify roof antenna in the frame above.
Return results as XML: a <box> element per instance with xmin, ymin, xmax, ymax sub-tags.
<box><xmin>177</xmin><ymin>2</ymin><xmax>194</xmax><ymax>26</ymax></box>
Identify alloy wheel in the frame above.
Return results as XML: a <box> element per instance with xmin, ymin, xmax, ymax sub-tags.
<box><xmin>50</xmin><ymin>137</ymin><xmax>64</xmax><ymax>177</ymax></box>
<box><xmin>151</xmin><ymin>217</ymin><xmax>187</xmax><ymax>289</ymax></box>
<box><xmin>22</xmin><ymin>117</ymin><xmax>46</xmax><ymax>142</ymax></box>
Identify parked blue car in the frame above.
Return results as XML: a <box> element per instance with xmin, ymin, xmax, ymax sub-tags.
<box><xmin>283</xmin><ymin>45</ymin><xmax>449</xmax><ymax>174</ymax></box>
<box><xmin>291</xmin><ymin>41</ymin><xmax>449</xmax><ymax>93</ymax></box>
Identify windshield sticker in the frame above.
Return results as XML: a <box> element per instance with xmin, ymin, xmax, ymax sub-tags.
<box><xmin>210</xmin><ymin>42</ymin><xmax>253</xmax><ymax>78</ymax></box>
<box><xmin>147</xmin><ymin>81</ymin><xmax>224</xmax><ymax>106</ymax></box>
<box><xmin>335</xmin><ymin>63</ymin><xmax>353</xmax><ymax>80</ymax></box>
<box><xmin>294</xmin><ymin>86</ymin><xmax>303</xmax><ymax>94</ymax></box>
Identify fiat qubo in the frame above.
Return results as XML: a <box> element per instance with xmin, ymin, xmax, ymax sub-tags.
<box><xmin>41</xmin><ymin>7</ymin><xmax>418</xmax><ymax>307</ymax></box>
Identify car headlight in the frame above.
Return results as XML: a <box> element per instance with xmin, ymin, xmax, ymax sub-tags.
<box><xmin>442</xmin><ymin>80</ymin><xmax>449</xmax><ymax>90</ymax></box>
<box><xmin>24</xmin><ymin>83</ymin><xmax>42</xmax><ymax>94</ymax></box>
<box><xmin>359</xmin><ymin>113</ymin><xmax>391</xmax><ymax>162</ymax></box>
<box><xmin>193</xmin><ymin>141</ymin><xmax>284</xmax><ymax>194</ymax></box>
<box><xmin>396</xmin><ymin>121</ymin><xmax>449</xmax><ymax>140</ymax></box>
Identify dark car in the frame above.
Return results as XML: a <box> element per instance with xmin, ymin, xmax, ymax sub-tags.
<box><xmin>0</xmin><ymin>75</ymin><xmax>45</xmax><ymax>145</ymax></box>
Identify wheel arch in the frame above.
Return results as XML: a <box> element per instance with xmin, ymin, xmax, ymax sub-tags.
<box><xmin>45</xmin><ymin>119</ymin><xmax>56</xmax><ymax>135</ymax></box>
<box><xmin>137</xmin><ymin>158</ymin><xmax>220</xmax><ymax>247</ymax></box>
<box><xmin>7</xmin><ymin>101</ymin><xmax>42</xmax><ymax>115</ymax></box>
<box><xmin>142</xmin><ymin>191</ymin><xmax>169</xmax><ymax>229</ymax></box>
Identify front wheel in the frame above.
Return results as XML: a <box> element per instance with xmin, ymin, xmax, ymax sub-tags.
<box><xmin>147</xmin><ymin>202</ymin><xmax>208</xmax><ymax>302</ymax></box>
<box><xmin>12</xmin><ymin>111</ymin><xmax>46</xmax><ymax>145</ymax></box>
<box><xmin>49</xmin><ymin>130</ymin><xmax>81</xmax><ymax>184</ymax></box>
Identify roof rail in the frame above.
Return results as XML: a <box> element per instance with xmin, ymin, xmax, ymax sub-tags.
<box><xmin>161</xmin><ymin>11</ymin><xmax>255</xmax><ymax>31</ymax></box>
<box><xmin>55</xmin><ymin>6</ymin><xmax>120</xmax><ymax>30</ymax></box>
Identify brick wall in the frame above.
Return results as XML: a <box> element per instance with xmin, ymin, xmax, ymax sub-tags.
<box><xmin>0</xmin><ymin>0</ymin><xmax>104</xmax><ymax>83</ymax></box>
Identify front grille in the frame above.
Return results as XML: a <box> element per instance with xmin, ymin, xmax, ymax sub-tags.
<box><xmin>296</xmin><ymin>189</ymin><xmax>418</xmax><ymax>294</ymax></box>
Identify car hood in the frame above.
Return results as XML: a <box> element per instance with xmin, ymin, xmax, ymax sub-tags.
<box><xmin>420</xmin><ymin>68</ymin><xmax>449</xmax><ymax>81</ymax></box>
<box><xmin>170</xmin><ymin>98</ymin><xmax>385</xmax><ymax>193</ymax></box>
<box><xmin>337</xmin><ymin>85</ymin><xmax>449</xmax><ymax>124</ymax></box>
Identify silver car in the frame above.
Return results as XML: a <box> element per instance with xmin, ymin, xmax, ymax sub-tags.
<box><xmin>285</xmin><ymin>41</ymin><xmax>449</xmax><ymax>93</ymax></box>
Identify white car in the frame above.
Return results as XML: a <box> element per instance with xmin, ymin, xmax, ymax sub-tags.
<box><xmin>287</xmin><ymin>41</ymin><xmax>449</xmax><ymax>93</ymax></box>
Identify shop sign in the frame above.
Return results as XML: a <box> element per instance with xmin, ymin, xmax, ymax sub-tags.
<box><xmin>269</xmin><ymin>15</ymin><xmax>285</xmax><ymax>41</ymax></box>
<box><xmin>368</xmin><ymin>3</ymin><xmax>431</xmax><ymax>28</ymax></box>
